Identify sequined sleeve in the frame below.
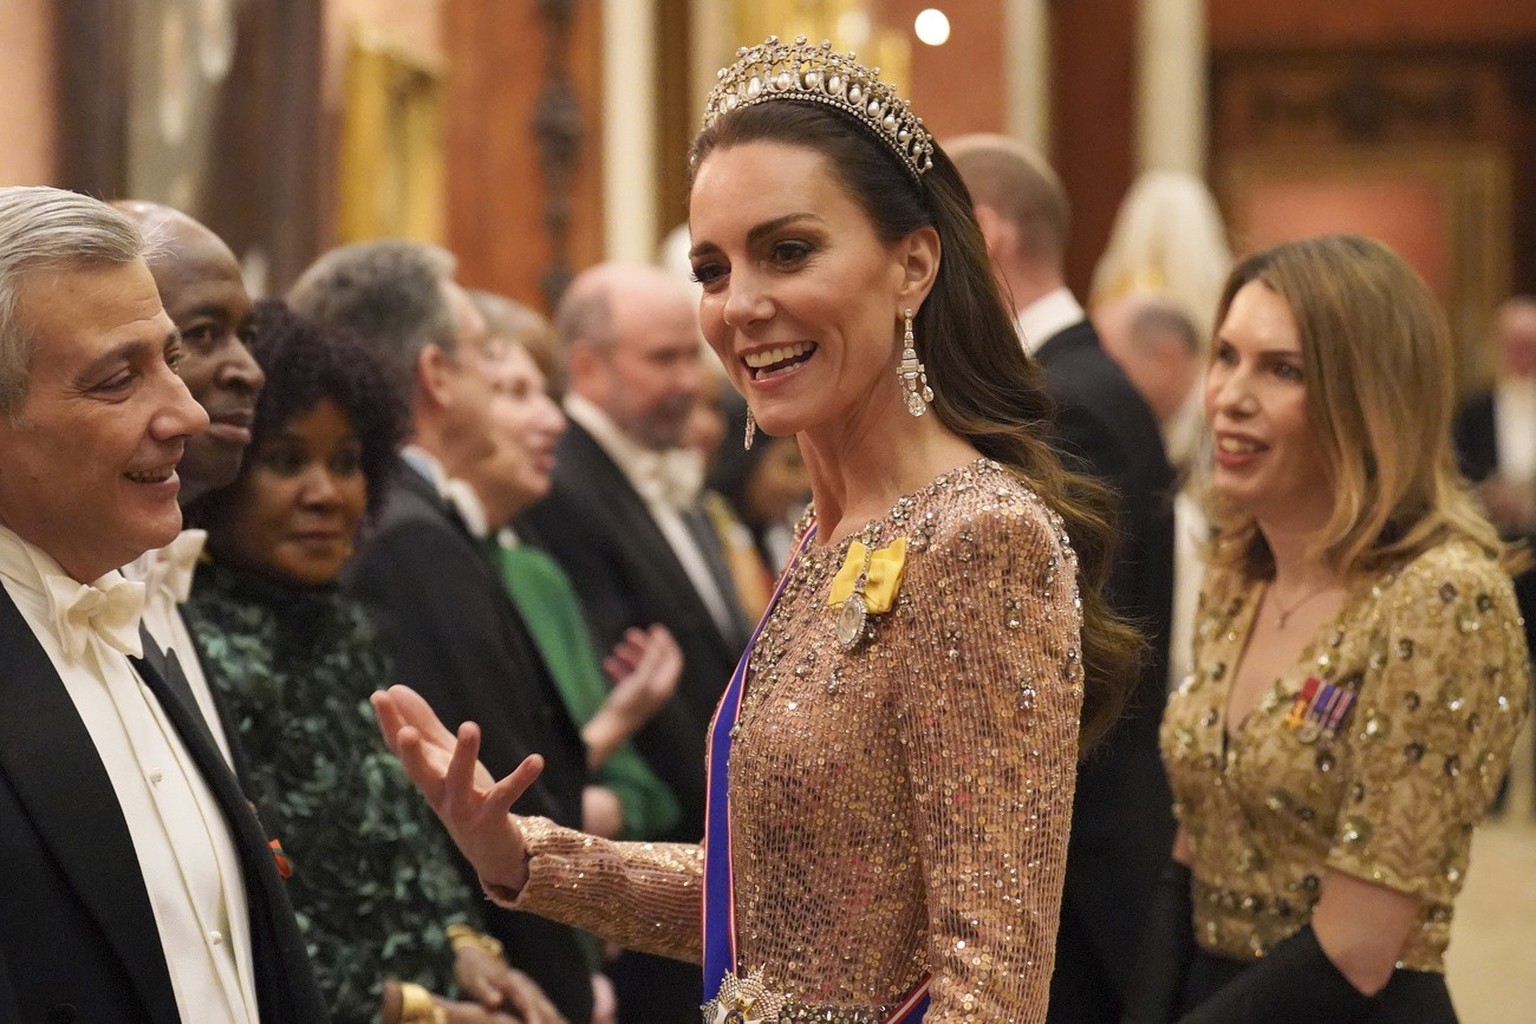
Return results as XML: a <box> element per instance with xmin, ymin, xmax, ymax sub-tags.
<box><xmin>892</xmin><ymin>501</ymin><xmax>1083</xmax><ymax>1021</ymax></box>
<box><xmin>495</xmin><ymin>815</ymin><xmax>704</xmax><ymax>963</ymax></box>
<box><xmin>1325</xmin><ymin>546</ymin><xmax>1530</xmax><ymax>897</ymax></box>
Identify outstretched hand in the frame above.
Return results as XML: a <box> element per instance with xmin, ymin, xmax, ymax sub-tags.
<box><xmin>372</xmin><ymin>684</ymin><xmax>543</xmax><ymax>895</ymax></box>
<box><xmin>584</xmin><ymin>625</ymin><xmax>682</xmax><ymax>768</ymax></box>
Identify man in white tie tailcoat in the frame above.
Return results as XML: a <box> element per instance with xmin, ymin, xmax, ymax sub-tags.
<box><xmin>0</xmin><ymin>186</ymin><xmax>328</xmax><ymax>1024</ymax></box>
<box><xmin>114</xmin><ymin>201</ymin><xmax>266</xmax><ymax>770</ymax></box>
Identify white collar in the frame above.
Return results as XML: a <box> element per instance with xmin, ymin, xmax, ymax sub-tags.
<box><xmin>443</xmin><ymin>478</ymin><xmax>492</xmax><ymax>540</ymax></box>
<box><xmin>563</xmin><ymin>395</ymin><xmax>705</xmax><ymax>509</ymax></box>
<box><xmin>0</xmin><ymin>523</ymin><xmax>145</xmax><ymax>661</ymax></box>
<box><xmin>401</xmin><ymin>445</ymin><xmax>452</xmax><ymax>499</ymax></box>
<box><xmin>0</xmin><ymin>521</ymin><xmax>131</xmax><ymax>597</ymax></box>
<box><xmin>121</xmin><ymin>529</ymin><xmax>208</xmax><ymax>607</ymax></box>
<box><xmin>1015</xmin><ymin>286</ymin><xmax>1085</xmax><ymax>356</ymax></box>
<box><xmin>563</xmin><ymin>394</ymin><xmax>647</xmax><ymax>474</ymax></box>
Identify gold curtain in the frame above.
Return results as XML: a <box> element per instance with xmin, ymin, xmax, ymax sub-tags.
<box><xmin>725</xmin><ymin>0</ymin><xmax>910</xmax><ymax>95</ymax></box>
<box><xmin>338</xmin><ymin>28</ymin><xmax>444</xmax><ymax>243</ymax></box>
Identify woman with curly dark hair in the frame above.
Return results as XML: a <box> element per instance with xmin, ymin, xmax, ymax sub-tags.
<box><xmin>186</xmin><ymin>300</ymin><xmax>565</xmax><ymax>1024</ymax></box>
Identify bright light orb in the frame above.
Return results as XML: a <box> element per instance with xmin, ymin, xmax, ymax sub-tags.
<box><xmin>914</xmin><ymin>8</ymin><xmax>951</xmax><ymax>47</ymax></box>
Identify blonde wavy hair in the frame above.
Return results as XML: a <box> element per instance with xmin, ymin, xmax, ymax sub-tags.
<box><xmin>1205</xmin><ymin>234</ymin><xmax>1507</xmax><ymax>579</ymax></box>
<box><xmin>1089</xmin><ymin>170</ymin><xmax>1232</xmax><ymax>341</ymax></box>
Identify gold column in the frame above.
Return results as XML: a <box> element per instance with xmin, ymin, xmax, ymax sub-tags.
<box><xmin>601</xmin><ymin>0</ymin><xmax>659</xmax><ymax>261</ymax></box>
<box><xmin>1137</xmin><ymin>0</ymin><xmax>1207</xmax><ymax>175</ymax></box>
<box><xmin>1006</xmin><ymin>0</ymin><xmax>1051</xmax><ymax>155</ymax></box>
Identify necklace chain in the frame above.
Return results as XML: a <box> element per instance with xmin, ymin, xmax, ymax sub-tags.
<box><xmin>1270</xmin><ymin>581</ymin><xmax>1337</xmax><ymax>629</ymax></box>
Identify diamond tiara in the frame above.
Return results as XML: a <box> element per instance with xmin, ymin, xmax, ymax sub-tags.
<box><xmin>703</xmin><ymin>35</ymin><xmax>935</xmax><ymax>181</ymax></box>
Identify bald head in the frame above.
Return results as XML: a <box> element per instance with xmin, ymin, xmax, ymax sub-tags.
<box><xmin>113</xmin><ymin>201</ymin><xmax>263</xmax><ymax>505</ymax></box>
<box><xmin>558</xmin><ymin>262</ymin><xmax>703</xmax><ymax>449</ymax></box>
<box><xmin>556</xmin><ymin>263</ymin><xmax>695</xmax><ymax>350</ymax></box>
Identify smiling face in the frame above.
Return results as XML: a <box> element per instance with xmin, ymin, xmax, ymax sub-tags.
<box><xmin>687</xmin><ymin>141</ymin><xmax>933</xmax><ymax>444</ymax></box>
<box><xmin>0</xmin><ymin>259</ymin><xmax>209</xmax><ymax>581</ymax></box>
<box><xmin>1204</xmin><ymin>279</ymin><xmax>1331</xmax><ymax>531</ymax></box>
<box><xmin>148</xmin><ymin>218</ymin><xmax>264</xmax><ymax>502</ymax></box>
<box><xmin>218</xmin><ymin>398</ymin><xmax>367</xmax><ymax>586</ymax></box>
<box><xmin>581</xmin><ymin>280</ymin><xmax>703</xmax><ymax>451</ymax></box>
<box><xmin>466</xmin><ymin>342</ymin><xmax>565</xmax><ymax>519</ymax></box>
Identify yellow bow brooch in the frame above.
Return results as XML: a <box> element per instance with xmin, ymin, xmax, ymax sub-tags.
<box><xmin>826</xmin><ymin>537</ymin><xmax>908</xmax><ymax>651</ymax></box>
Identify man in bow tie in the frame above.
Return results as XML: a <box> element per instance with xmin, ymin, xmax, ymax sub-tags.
<box><xmin>0</xmin><ymin>187</ymin><xmax>328</xmax><ymax>1022</ymax></box>
<box><xmin>113</xmin><ymin>201</ymin><xmax>266</xmax><ymax>770</ymax></box>
<box><xmin>949</xmin><ymin>135</ymin><xmax>1176</xmax><ymax>1024</ymax></box>
<box><xmin>516</xmin><ymin>262</ymin><xmax>752</xmax><ymax>1024</ymax></box>
<box><xmin>289</xmin><ymin>240</ymin><xmax>599</xmax><ymax>1024</ymax></box>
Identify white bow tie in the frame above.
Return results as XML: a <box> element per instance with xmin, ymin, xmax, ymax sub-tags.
<box><xmin>143</xmin><ymin>529</ymin><xmax>207</xmax><ymax>608</ymax></box>
<box><xmin>44</xmin><ymin>573</ymin><xmax>146</xmax><ymax>662</ymax></box>
<box><xmin>632</xmin><ymin>448</ymin><xmax>706</xmax><ymax>511</ymax></box>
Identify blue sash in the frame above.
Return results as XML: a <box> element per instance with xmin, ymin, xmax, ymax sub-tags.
<box><xmin>701</xmin><ymin>523</ymin><xmax>931</xmax><ymax>1022</ymax></box>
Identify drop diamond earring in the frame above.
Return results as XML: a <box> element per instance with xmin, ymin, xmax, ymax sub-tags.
<box><xmin>898</xmin><ymin>307</ymin><xmax>933</xmax><ymax>416</ymax></box>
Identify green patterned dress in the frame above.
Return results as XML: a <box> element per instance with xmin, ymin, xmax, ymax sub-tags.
<box><xmin>184</xmin><ymin>559</ymin><xmax>478</xmax><ymax>1024</ymax></box>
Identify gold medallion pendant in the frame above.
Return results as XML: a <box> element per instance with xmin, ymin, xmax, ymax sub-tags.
<box><xmin>835</xmin><ymin>592</ymin><xmax>869</xmax><ymax>651</ymax></box>
<box><xmin>702</xmin><ymin>968</ymin><xmax>788</xmax><ymax>1024</ymax></box>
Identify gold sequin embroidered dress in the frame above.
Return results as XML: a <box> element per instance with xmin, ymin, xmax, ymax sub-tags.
<box><xmin>1162</xmin><ymin>537</ymin><xmax>1531</xmax><ymax>970</ymax></box>
<box><xmin>504</xmin><ymin>460</ymin><xmax>1084</xmax><ymax>1022</ymax></box>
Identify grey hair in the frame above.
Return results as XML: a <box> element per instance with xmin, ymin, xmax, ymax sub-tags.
<box><xmin>287</xmin><ymin>239</ymin><xmax>459</xmax><ymax>406</ymax></box>
<box><xmin>1128</xmin><ymin>300</ymin><xmax>1201</xmax><ymax>356</ymax></box>
<box><xmin>0</xmin><ymin>186</ymin><xmax>148</xmax><ymax>415</ymax></box>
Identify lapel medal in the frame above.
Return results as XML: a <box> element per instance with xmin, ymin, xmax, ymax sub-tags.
<box><xmin>1284</xmin><ymin>676</ymin><xmax>1357</xmax><ymax>744</ymax></box>
<box><xmin>827</xmin><ymin>538</ymin><xmax>909</xmax><ymax>652</ymax></box>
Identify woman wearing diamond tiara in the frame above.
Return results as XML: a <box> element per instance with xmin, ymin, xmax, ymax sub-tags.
<box><xmin>1125</xmin><ymin>236</ymin><xmax>1530</xmax><ymax>1022</ymax></box>
<box><xmin>375</xmin><ymin>35</ymin><xmax>1138</xmax><ymax>1023</ymax></box>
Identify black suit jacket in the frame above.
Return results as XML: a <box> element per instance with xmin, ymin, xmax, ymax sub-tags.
<box><xmin>1453</xmin><ymin>389</ymin><xmax>1498</xmax><ymax>484</ymax></box>
<box><xmin>517</xmin><ymin>420</ymin><xmax>750</xmax><ymax>844</ymax></box>
<box><xmin>346</xmin><ymin>459</ymin><xmax>594</xmax><ymax>1023</ymax></box>
<box><xmin>0</xmin><ymin>591</ymin><xmax>328</xmax><ymax>1024</ymax></box>
<box><xmin>1453</xmin><ymin>388</ymin><xmax>1536</xmax><ymax>652</ymax></box>
<box><xmin>1034</xmin><ymin>318</ymin><xmax>1178</xmax><ymax>1022</ymax></box>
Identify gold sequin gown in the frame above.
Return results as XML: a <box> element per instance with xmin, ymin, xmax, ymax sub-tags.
<box><xmin>502</xmin><ymin>459</ymin><xmax>1085</xmax><ymax>1022</ymax></box>
<box><xmin>1162</xmin><ymin>535</ymin><xmax>1532</xmax><ymax>971</ymax></box>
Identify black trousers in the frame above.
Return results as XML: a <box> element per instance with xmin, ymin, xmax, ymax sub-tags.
<box><xmin>1179</xmin><ymin>948</ymin><xmax>1457</xmax><ymax>1023</ymax></box>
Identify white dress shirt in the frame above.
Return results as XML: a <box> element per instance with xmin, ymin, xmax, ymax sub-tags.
<box><xmin>444</xmin><ymin>477</ymin><xmax>493</xmax><ymax>541</ymax></box>
<box><xmin>1015</xmin><ymin>286</ymin><xmax>1087</xmax><ymax>356</ymax></box>
<box><xmin>122</xmin><ymin>529</ymin><xmax>236</xmax><ymax>767</ymax></box>
<box><xmin>564</xmin><ymin>393</ymin><xmax>738</xmax><ymax>639</ymax></box>
<box><xmin>1495</xmin><ymin>377</ymin><xmax>1536</xmax><ymax>486</ymax></box>
<box><xmin>0</xmin><ymin>525</ymin><xmax>258</xmax><ymax>1024</ymax></box>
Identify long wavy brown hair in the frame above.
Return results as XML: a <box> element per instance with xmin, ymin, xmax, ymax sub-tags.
<box><xmin>690</xmin><ymin>102</ymin><xmax>1141</xmax><ymax>753</ymax></box>
<box><xmin>1204</xmin><ymin>235</ymin><xmax>1515</xmax><ymax>581</ymax></box>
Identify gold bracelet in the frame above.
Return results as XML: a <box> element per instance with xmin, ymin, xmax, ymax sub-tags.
<box><xmin>445</xmin><ymin>922</ymin><xmax>505</xmax><ymax>960</ymax></box>
<box><xmin>397</xmin><ymin>981</ymin><xmax>448</xmax><ymax>1024</ymax></box>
